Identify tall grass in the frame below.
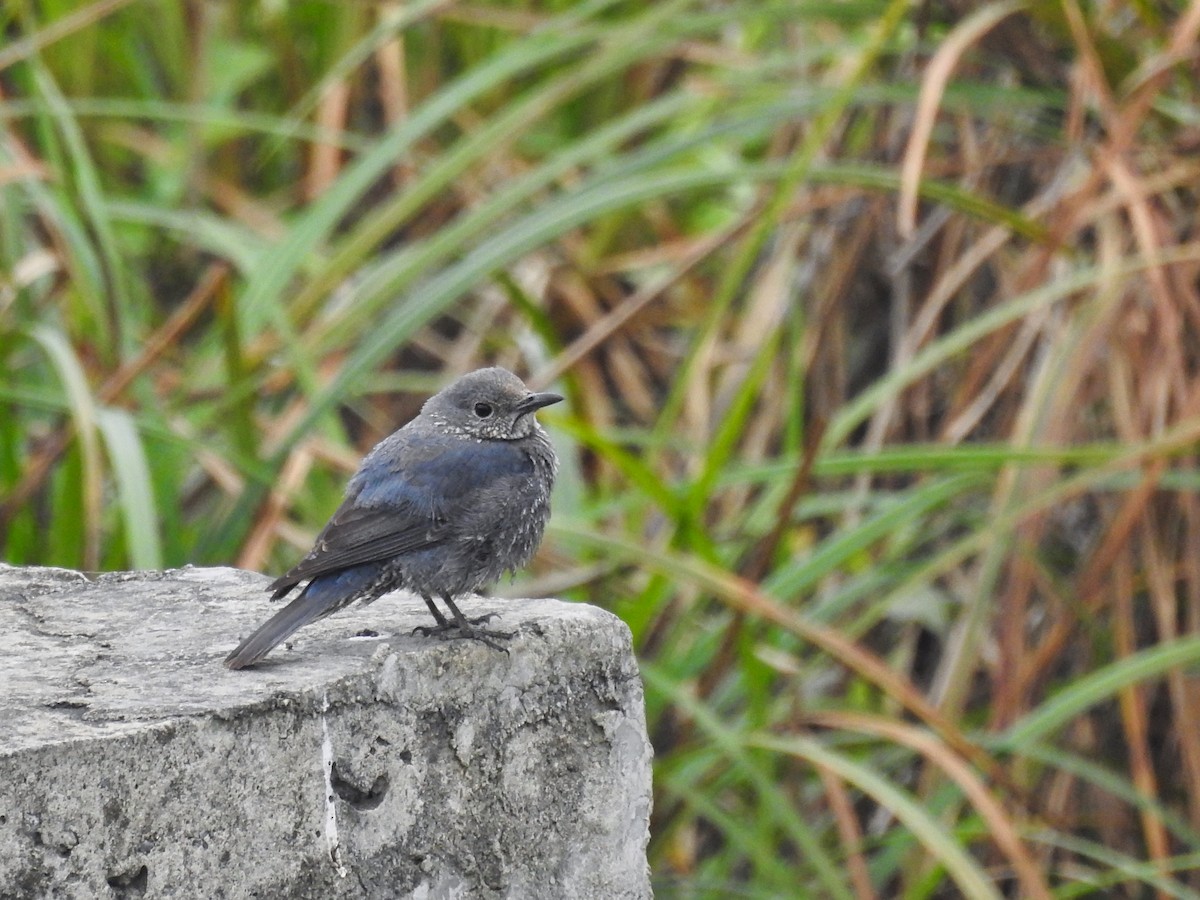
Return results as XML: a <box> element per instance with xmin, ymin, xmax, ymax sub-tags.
<box><xmin>4</xmin><ymin>1</ymin><xmax>1200</xmax><ymax>896</ymax></box>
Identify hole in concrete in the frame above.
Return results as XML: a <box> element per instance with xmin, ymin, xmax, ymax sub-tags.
<box><xmin>106</xmin><ymin>864</ymin><xmax>148</xmax><ymax>895</ymax></box>
<box><xmin>46</xmin><ymin>698</ymin><xmax>88</xmax><ymax>710</ymax></box>
<box><xmin>329</xmin><ymin>763</ymin><xmax>389</xmax><ymax>810</ymax></box>
<box><xmin>42</xmin><ymin>699</ymin><xmax>89</xmax><ymax>722</ymax></box>
<box><xmin>399</xmin><ymin>750</ymin><xmax>412</xmax><ymax>764</ymax></box>
<box><xmin>369</xmin><ymin>735</ymin><xmax>391</xmax><ymax>756</ymax></box>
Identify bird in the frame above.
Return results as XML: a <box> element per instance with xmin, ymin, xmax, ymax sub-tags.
<box><xmin>224</xmin><ymin>367</ymin><xmax>562</xmax><ymax>669</ymax></box>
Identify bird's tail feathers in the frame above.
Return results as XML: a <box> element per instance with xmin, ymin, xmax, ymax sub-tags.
<box><xmin>225</xmin><ymin>565</ymin><xmax>382</xmax><ymax>669</ymax></box>
<box><xmin>223</xmin><ymin>589</ymin><xmax>330</xmax><ymax>669</ymax></box>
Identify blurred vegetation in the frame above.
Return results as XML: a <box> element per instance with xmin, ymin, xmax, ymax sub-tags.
<box><xmin>5</xmin><ymin>0</ymin><xmax>1200</xmax><ymax>896</ymax></box>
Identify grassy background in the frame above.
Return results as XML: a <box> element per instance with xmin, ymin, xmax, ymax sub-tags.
<box><xmin>5</xmin><ymin>1</ymin><xmax>1200</xmax><ymax>896</ymax></box>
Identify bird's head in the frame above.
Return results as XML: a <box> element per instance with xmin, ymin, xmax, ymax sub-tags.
<box><xmin>421</xmin><ymin>367</ymin><xmax>563</xmax><ymax>440</ymax></box>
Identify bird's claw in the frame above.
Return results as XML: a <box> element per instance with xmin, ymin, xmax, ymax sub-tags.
<box><xmin>412</xmin><ymin>612</ymin><xmax>497</xmax><ymax>636</ymax></box>
<box><xmin>412</xmin><ymin>616</ymin><xmax>513</xmax><ymax>653</ymax></box>
<box><xmin>460</xmin><ymin>629</ymin><xmax>513</xmax><ymax>654</ymax></box>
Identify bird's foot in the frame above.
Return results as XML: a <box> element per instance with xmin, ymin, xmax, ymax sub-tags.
<box><xmin>412</xmin><ymin>612</ymin><xmax>496</xmax><ymax>636</ymax></box>
<box><xmin>453</xmin><ymin>625</ymin><xmax>514</xmax><ymax>653</ymax></box>
<box><xmin>412</xmin><ymin>615</ymin><xmax>513</xmax><ymax>653</ymax></box>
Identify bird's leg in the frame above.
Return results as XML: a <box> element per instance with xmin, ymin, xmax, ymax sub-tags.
<box><xmin>422</xmin><ymin>596</ymin><xmax>449</xmax><ymax>627</ymax></box>
<box><xmin>411</xmin><ymin>595</ymin><xmax>449</xmax><ymax>636</ymax></box>
<box><xmin>442</xmin><ymin>595</ymin><xmax>512</xmax><ymax>647</ymax></box>
<box><xmin>412</xmin><ymin>595</ymin><xmax>507</xmax><ymax>643</ymax></box>
<box><xmin>422</xmin><ymin>594</ymin><xmax>513</xmax><ymax>652</ymax></box>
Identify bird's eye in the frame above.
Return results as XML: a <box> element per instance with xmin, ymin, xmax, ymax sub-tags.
<box><xmin>474</xmin><ymin>402</ymin><xmax>494</xmax><ymax>418</ymax></box>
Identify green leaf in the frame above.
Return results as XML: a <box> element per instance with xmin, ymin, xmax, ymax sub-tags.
<box><xmin>96</xmin><ymin>406</ymin><xmax>163</xmax><ymax>569</ymax></box>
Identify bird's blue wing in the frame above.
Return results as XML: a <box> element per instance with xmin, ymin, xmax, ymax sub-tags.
<box><xmin>268</xmin><ymin>437</ymin><xmax>532</xmax><ymax>598</ymax></box>
<box><xmin>352</xmin><ymin>437</ymin><xmax>532</xmax><ymax>508</ymax></box>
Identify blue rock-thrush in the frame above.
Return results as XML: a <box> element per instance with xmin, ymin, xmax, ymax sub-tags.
<box><xmin>224</xmin><ymin>367</ymin><xmax>561</xmax><ymax>669</ymax></box>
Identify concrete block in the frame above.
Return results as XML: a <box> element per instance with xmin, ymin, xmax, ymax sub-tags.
<box><xmin>0</xmin><ymin>565</ymin><xmax>652</xmax><ymax>899</ymax></box>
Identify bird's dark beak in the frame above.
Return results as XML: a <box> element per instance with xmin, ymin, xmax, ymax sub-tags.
<box><xmin>516</xmin><ymin>391</ymin><xmax>564</xmax><ymax>415</ymax></box>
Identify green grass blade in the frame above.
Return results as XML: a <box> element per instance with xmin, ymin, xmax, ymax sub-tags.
<box><xmin>235</xmin><ymin>18</ymin><xmax>599</xmax><ymax>337</ymax></box>
<box><xmin>999</xmin><ymin>633</ymin><xmax>1200</xmax><ymax>751</ymax></box>
<box><xmin>95</xmin><ymin>406</ymin><xmax>163</xmax><ymax>569</ymax></box>
<box><xmin>764</xmin><ymin>471</ymin><xmax>988</xmax><ymax>604</ymax></box>
<box><xmin>645</xmin><ymin>664</ymin><xmax>858</xmax><ymax>899</ymax></box>
<box><xmin>25</xmin><ymin>324</ymin><xmax>102</xmax><ymax>567</ymax></box>
<box><xmin>751</xmin><ymin>733</ymin><xmax>1004</xmax><ymax>900</ymax></box>
<box><xmin>31</xmin><ymin>62</ymin><xmax>131</xmax><ymax>354</ymax></box>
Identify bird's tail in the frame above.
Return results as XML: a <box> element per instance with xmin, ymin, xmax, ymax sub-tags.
<box><xmin>223</xmin><ymin>591</ymin><xmax>329</xmax><ymax>669</ymax></box>
<box><xmin>224</xmin><ymin>566</ymin><xmax>380</xmax><ymax>669</ymax></box>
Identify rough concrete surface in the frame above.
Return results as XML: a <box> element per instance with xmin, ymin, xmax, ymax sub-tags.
<box><xmin>0</xmin><ymin>564</ymin><xmax>652</xmax><ymax>899</ymax></box>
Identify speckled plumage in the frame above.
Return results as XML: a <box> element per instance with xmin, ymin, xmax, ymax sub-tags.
<box><xmin>225</xmin><ymin>367</ymin><xmax>561</xmax><ymax>669</ymax></box>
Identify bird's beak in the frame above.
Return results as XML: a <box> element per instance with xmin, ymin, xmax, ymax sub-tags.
<box><xmin>516</xmin><ymin>391</ymin><xmax>564</xmax><ymax>414</ymax></box>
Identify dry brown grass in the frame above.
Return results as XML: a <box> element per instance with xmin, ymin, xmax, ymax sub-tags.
<box><xmin>4</xmin><ymin>2</ymin><xmax>1200</xmax><ymax>895</ymax></box>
